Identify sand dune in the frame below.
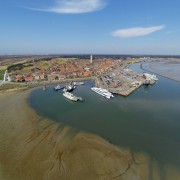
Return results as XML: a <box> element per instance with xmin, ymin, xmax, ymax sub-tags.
<box><xmin>0</xmin><ymin>90</ymin><xmax>180</xmax><ymax>180</ymax></box>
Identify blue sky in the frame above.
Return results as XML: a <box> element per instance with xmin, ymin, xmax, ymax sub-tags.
<box><xmin>0</xmin><ymin>0</ymin><xmax>180</xmax><ymax>55</ymax></box>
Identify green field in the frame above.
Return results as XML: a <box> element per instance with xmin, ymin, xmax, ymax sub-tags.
<box><xmin>0</xmin><ymin>69</ymin><xmax>5</xmax><ymax>80</ymax></box>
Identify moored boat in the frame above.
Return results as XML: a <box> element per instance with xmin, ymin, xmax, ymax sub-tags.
<box><xmin>91</xmin><ymin>87</ymin><xmax>114</xmax><ymax>99</ymax></box>
<box><xmin>54</xmin><ymin>84</ymin><xmax>64</xmax><ymax>91</ymax></box>
<box><xmin>63</xmin><ymin>82</ymin><xmax>76</xmax><ymax>92</ymax></box>
<box><xmin>43</xmin><ymin>85</ymin><xmax>47</xmax><ymax>91</ymax></box>
<box><xmin>73</xmin><ymin>82</ymin><xmax>84</xmax><ymax>86</ymax></box>
<box><xmin>63</xmin><ymin>91</ymin><xmax>83</xmax><ymax>102</ymax></box>
<box><xmin>143</xmin><ymin>72</ymin><xmax>158</xmax><ymax>81</ymax></box>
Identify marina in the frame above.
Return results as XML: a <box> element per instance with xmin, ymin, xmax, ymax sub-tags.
<box><xmin>42</xmin><ymin>64</ymin><xmax>159</xmax><ymax>100</ymax></box>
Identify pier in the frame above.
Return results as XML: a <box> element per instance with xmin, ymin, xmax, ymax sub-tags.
<box><xmin>96</xmin><ymin>65</ymin><xmax>156</xmax><ymax>96</ymax></box>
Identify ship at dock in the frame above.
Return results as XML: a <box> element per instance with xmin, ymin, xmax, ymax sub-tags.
<box><xmin>143</xmin><ymin>72</ymin><xmax>158</xmax><ymax>81</ymax></box>
<box><xmin>91</xmin><ymin>87</ymin><xmax>114</xmax><ymax>99</ymax></box>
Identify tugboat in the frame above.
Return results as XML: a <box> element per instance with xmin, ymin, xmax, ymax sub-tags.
<box><xmin>63</xmin><ymin>82</ymin><xmax>76</xmax><ymax>92</ymax></box>
<box><xmin>63</xmin><ymin>91</ymin><xmax>83</xmax><ymax>102</ymax></box>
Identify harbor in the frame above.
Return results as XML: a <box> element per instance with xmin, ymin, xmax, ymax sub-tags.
<box><xmin>28</xmin><ymin>63</ymin><xmax>180</xmax><ymax>175</ymax></box>
<box><xmin>95</xmin><ymin>63</ymin><xmax>156</xmax><ymax>96</ymax></box>
<box><xmin>43</xmin><ymin>61</ymin><xmax>158</xmax><ymax>102</ymax></box>
<box><xmin>3</xmin><ymin>55</ymin><xmax>177</xmax><ymax>97</ymax></box>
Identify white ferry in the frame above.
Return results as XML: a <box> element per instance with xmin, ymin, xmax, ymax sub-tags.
<box><xmin>63</xmin><ymin>91</ymin><xmax>83</xmax><ymax>102</ymax></box>
<box><xmin>143</xmin><ymin>73</ymin><xmax>158</xmax><ymax>81</ymax></box>
<box><xmin>91</xmin><ymin>87</ymin><xmax>114</xmax><ymax>99</ymax></box>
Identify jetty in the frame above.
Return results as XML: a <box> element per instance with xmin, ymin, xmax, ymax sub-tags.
<box><xmin>95</xmin><ymin>65</ymin><xmax>156</xmax><ymax>97</ymax></box>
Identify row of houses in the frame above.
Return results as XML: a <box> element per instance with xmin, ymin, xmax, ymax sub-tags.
<box><xmin>9</xmin><ymin>58</ymin><xmax>120</xmax><ymax>82</ymax></box>
<box><xmin>11</xmin><ymin>69</ymin><xmax>92</xmax><ymax>82</ymax></box>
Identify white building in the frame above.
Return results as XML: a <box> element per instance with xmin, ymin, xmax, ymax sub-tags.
<box><xmin>90</xmin><ymin>54</ymin><xmax>93</xmax><ymax>63</ymax></box>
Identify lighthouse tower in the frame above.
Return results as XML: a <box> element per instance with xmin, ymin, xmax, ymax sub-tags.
<box><xmin>90</xmin><ymin>54</ymin><xmax>93</xmax><ymax>63</ymax></box>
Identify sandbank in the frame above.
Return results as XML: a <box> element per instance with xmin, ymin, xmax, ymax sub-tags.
<box><xmin>141</xmin><ymin>61</ymin><xmax>180</xmax><ymax>82</ymax></box>
<box><xmin>0</xmin><ymin>90</ymin><xmax>180</xmax><ymax>180</ymax></box>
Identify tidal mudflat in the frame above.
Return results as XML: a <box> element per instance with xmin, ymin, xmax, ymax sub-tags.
<box><xmin>0</xmin><ymin>90</ymin><xmax>161</xmax><ymax>180</ymax></box>
<box><xmin>141</xmin><ymin>60</ymin><xmax>180</xmax><ymax>82</ymax></box>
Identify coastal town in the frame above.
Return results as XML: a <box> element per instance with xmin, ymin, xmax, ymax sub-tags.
<box><xmin>0</xmin><ymin>55</ymin><xmax>161</xmax><ymax>96</ymax></box>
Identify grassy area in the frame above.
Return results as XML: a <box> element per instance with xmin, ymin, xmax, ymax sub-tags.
<box><xmin>7</xmin><ymin>58</ymin><xmax>74</xmax><ymax>75</ymax></box>
<box><xmin>36</xmin><ymin>58</ymin><xmax>72</xmax><ymax>69</ymax></box>
<box><xmin>0</xmin><ymin>69</ymin><xmax>5</xmax><ymax>80</ymax></box>
<box><xmin>0</xmin><ymin>66</ymin><xmax>7</xmax><ymax>70</ymax></box>
<box><xmin>0</xmin><ymin>83</ymin><xmax>31</xmax><ymax>91</ymax></box>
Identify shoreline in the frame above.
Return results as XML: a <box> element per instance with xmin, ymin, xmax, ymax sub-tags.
<box><xmin>140</xmin><ymin>61</ymin><xmax>180</xmax><ymax>82</ymax></box>
<box><xmin>0</xmin><ymin>76</ymin><xmax>98</xmax><ymax>93</ymax></box>
<box><xmin>0</xmin><ymin>90</ymin><xmax>149</xmax><ymax>179</ymax></box>
<box><xmin>1</xmin><ymin>59</ymin><xmax>180</xmax><ymax>96</ymax></box>
<box><xmin>140</xmin><ymin>63</ymin><xmax>180</xmax><ymax>83</ymax></box>
<box><xmin>1</xmin><ymin>89</ymin><xmax>180</xmax><ymax>179</ymax></box>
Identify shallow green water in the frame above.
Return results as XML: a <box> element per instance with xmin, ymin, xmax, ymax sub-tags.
<box><xmin>29</xmin><ymin>62</ymin><xmax>180</xmax><ymax>168</ymax></box>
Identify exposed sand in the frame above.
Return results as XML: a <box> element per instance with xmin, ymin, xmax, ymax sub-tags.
<box><xmin>0</xmin><ymin>90</ymin><xmax>180</xmax><ymax>180</ymax></box>
<box><xmin>141</xmin><ymin>61</ymin><xmax>180</xmax><ymax>82</ymax></box>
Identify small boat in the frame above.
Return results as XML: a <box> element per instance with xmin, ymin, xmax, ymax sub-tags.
<box><xmin>63</xmin><ymin>91</ymin><xmax>83</xmax><ymax>102</ymax></box>
<box><xmin>43</xmin><ymin>85</ymin><xmax>47</xmax><ymax>91</ymax></box>
<box><xmin>73</xmin><ymin>82</ymin><xmax>84</xmax><ymax>86</ymax></box>
<box><xmin>54</xmin><ymin>84</ymin><xmax>64</xmax><ymax>91</ymax></box>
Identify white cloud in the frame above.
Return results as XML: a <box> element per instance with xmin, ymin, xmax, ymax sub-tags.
<box><xmin>30</xmin><ymin>0</ymin><xmax>107</xmax><ymax>14</ymax></box>
<box><xmin>112</xmin><ymin>25</ymin><xmax>165</xmax><ymax>38</ymax></box>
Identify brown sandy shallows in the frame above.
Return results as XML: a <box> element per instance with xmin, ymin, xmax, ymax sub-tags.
<box><xmin>0</xmin><ymin>91</ymin><xmax>180</xmax><ymax>180</ymax></box>
<box><xmin>141</xmin><ymin>61</ymin><xmax>180</xmax><ymax>82</ymax></box>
